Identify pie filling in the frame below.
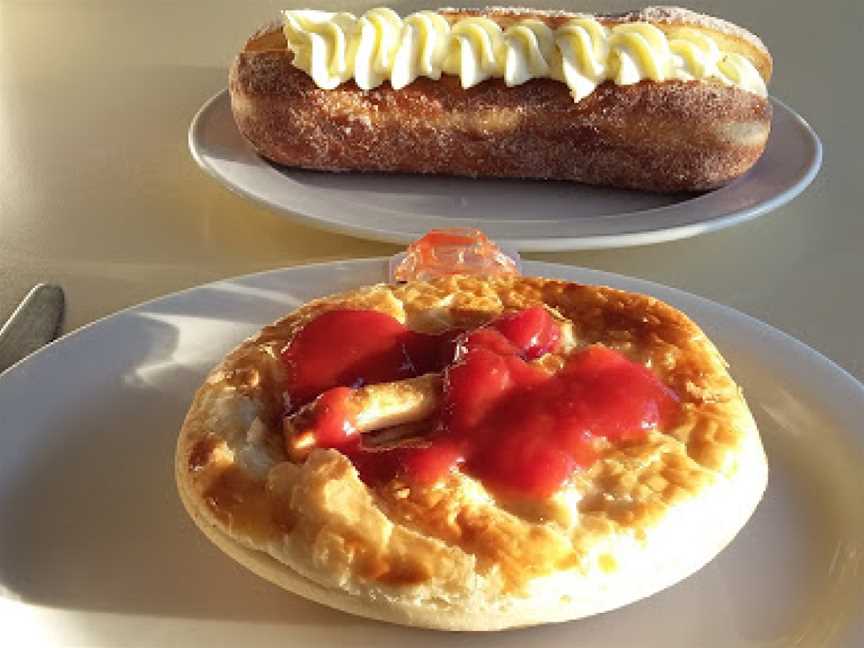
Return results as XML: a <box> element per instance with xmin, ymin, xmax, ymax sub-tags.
<box><xmin>281</xmin><ymin>306</ymin><xmax>679</xmax><ymax>499</ymax></box>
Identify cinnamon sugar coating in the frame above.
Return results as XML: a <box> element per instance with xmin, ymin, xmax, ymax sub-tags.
<box><xmin>229</xmin><ymin>7</ymin><xmax>773</xmax><ymax>192</ymax></box>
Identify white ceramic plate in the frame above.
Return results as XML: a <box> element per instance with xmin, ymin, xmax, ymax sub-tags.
<box><xmin>189</xmin><ymin>90</ymin><xmax>821</xmax><ymax>251</ymax></box>
<box><xmin>1</xmin><ymin>260</ymin><xmax>861</xmax><ymax>647</ymax></box>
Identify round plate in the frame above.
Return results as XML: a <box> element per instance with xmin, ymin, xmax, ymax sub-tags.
<box><xmin>0</xmin><ymin>260</ymin><xmax>861</xmax><ymax>647</ymax></box>
<box><xmin>190</xmin><ymin>90</ymin><xmax>821</xmax><ymax>251</ymax></box>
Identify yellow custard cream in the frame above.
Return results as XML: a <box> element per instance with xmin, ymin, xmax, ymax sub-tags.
<box><xmin>282</xmin><ymin>8</ymin><xmax>766</xmax><ymax>100</ymax></box>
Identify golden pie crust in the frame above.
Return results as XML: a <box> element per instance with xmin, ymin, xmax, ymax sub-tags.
<box><xmin>175</xmin><ymin>275</ymin><xmax>767</xmax><ymax>630</ymax></box>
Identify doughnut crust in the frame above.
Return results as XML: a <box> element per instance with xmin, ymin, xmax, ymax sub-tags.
<box><xmin>228</xmin><ymin>7</ymin><xmax>773</xmax><ymax>192</ymax></box>
<box><xmin>175</xmin><ymin>275</ymin><xmax>768</xmax><ymax>630</ymax></box>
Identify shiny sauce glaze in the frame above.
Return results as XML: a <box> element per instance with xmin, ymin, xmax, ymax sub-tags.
<box><xmin>281</xmin><ymin>307</ymin><xmax>679</xmax><ymax>498</ymax></box>
<box><xmin>281</xmin><ymin>309</ymin><xmax>456</xmax><ymax>406</ymax></box>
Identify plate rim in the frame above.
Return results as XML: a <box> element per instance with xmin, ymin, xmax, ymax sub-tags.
<box><xmin>3</xmin><ymin>258</ymin><xmax>860</xmax><ymax>397</ymax></box>
<box><xmin>188</xmin><ymin>90</ymin><xmax>823</xmax><ymax>252</ymax></box>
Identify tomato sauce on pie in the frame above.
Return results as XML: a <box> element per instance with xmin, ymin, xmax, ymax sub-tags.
<box><xmin>281</xmin><ymin>309</ymin><xmax>454</xmax><ymax>406</ymax></box>
<box><xmin>281</xmin><ymin>307</ymin><xmax>679</xmax><ymax>498</ymax></box>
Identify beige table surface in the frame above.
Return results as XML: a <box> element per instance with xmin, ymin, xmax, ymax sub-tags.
<box><xmin>0</xmin><ymin>0</ymin><xmax>860</xmax><ymax>381</ymax></box>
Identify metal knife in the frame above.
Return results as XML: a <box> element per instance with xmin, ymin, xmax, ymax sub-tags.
<box><xmin>0</xmin><ymin>284</ymin><xmax>65</xmax><ymax>374</ymax></box>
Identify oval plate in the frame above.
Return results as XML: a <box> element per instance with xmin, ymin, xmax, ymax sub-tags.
<box><xmin>190</xmin><ymin>91</ymin><xmax>821</xmax><ymax>251</ymax></box>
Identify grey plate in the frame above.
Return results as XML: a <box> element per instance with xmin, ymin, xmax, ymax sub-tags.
<box><xmin>190</xmin><ymin>91</ymin><xmax>821</xmax><ymax>251</ymax></box>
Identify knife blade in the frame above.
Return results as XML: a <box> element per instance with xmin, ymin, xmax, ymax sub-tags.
<box><xmin>0</xmin><ymin>284</ymin><xmax>65</xmax><ymax>373</ymax></box>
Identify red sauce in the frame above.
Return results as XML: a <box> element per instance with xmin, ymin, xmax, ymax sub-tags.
<box><xmin>282</xmin><ymin>307</ymin><xmax>679</xmax><ymax>499</ymax></box>
<box><xmin>305</xmin><ymin>387</ymin><xmax>359</xmax><ymax>448</ymax></box>
<box><xmin>489</xmin><ymin>306</ymin><xmax>560</xmax><ymax>359</ymax></box>
<box><xmin>281</xmin><ymin>309</ymin><xmax>453</xmax><ymax>407</ymax></box>
<box><xmin>445</xmin><ymin>340</ymin><xmax>678</xmax><ymax>497</ymax></box>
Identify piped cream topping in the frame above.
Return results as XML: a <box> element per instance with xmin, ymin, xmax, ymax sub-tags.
<box><xmin>281</xmin><ymin>8</ymin><xmax>767</xmax><ymax>99</ymax></box>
